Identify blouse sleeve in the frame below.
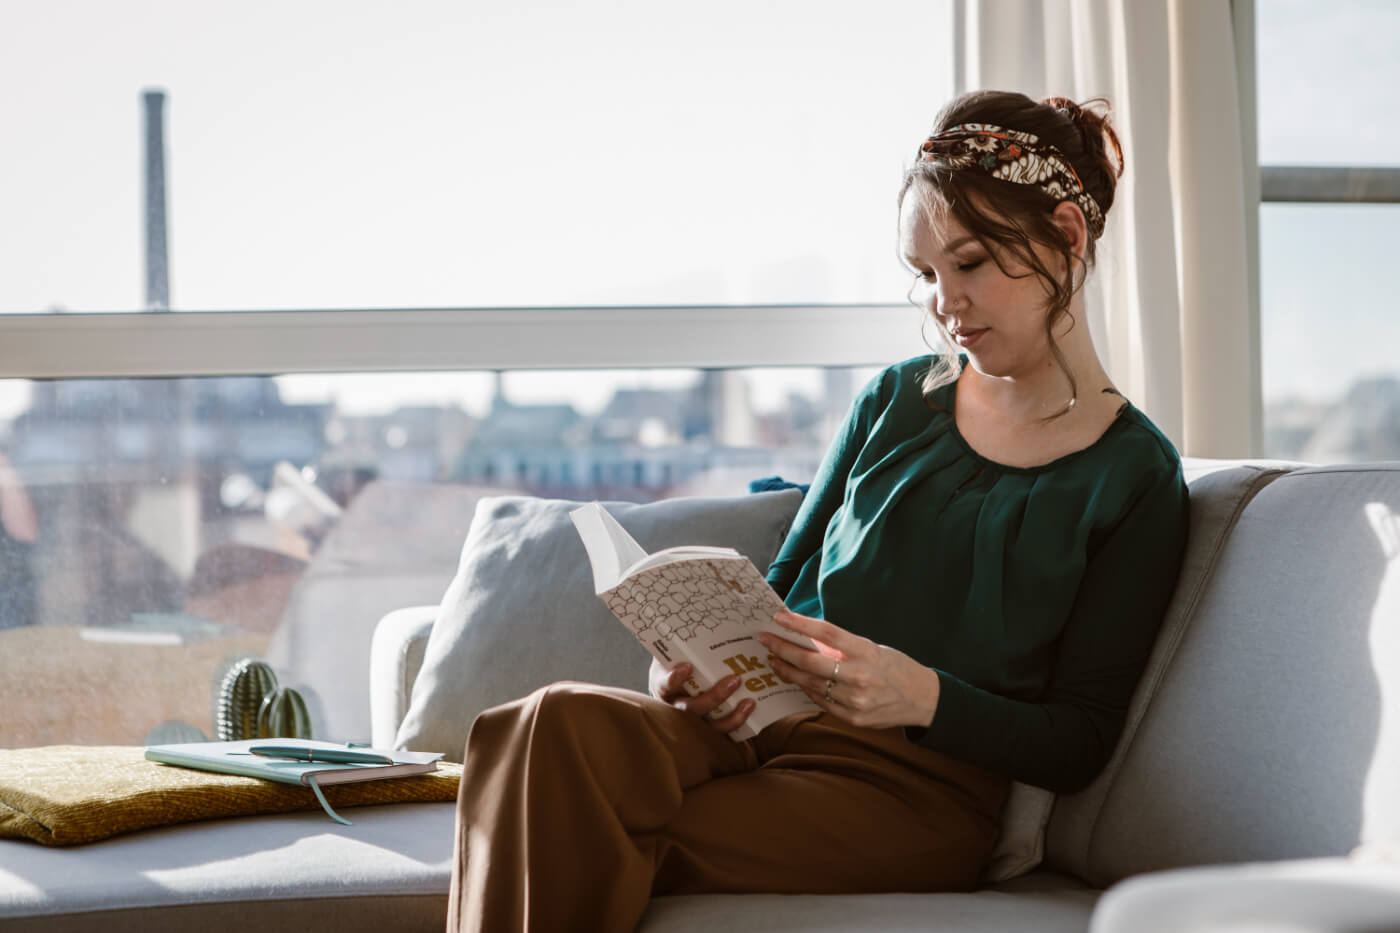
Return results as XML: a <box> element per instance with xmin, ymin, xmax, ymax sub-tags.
<box><xmin>766</xmin><ymin>368</ymin><xmax>889</xmax><ymax>599</ymax></box>
<box><xmin>913</xmin><ymin>460</ymin><xmax>1190</xmax><ymax>793</ymax></box>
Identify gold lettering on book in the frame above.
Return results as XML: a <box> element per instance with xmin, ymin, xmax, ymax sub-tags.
<box><xmin>720</xmin><ymin>653</ymin><xmax>794</xmax><ymax>692</ymax></box>
<box><xmin>722</xmin><ymin>654</ymin><xmax>763</xmax><ymax>675</ymax></box>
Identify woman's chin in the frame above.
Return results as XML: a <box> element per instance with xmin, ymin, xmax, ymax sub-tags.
<box><xmin>960</xmin><ymin>339</ymin><xmax>1049</xmax><ymax>380</ymax></box>
<box><xmin>960</xmin><ymin>346</ymin><xmax>1001</xmax><ymax>375</ymax></box>
<box><xmin>963</xmin><ymin>352</ymin><xmax>1037</xmax><ymax>384</ymax></box>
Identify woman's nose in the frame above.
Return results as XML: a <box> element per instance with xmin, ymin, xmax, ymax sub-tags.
<box><xmin>937</xmin><ymin>288</ymin><xmax>967</xmax><ymax>316</ymax></box>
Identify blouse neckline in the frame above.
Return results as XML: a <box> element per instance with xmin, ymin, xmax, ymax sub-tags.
<box><xmin>941</xmin><ymin>355</ymin><xmax>1138</xmax><ymax>475</ymax></box>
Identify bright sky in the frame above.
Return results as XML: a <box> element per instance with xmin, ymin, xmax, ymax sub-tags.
<box><xmin>0</xmin><ymin>0</ymin><xmax>942</xmax><ymax>312</ymax></box>
<box><xmin>1</xmin><ymin>0</ymin><xmax>1397</xmax><ymax>415</ymax></box>
<box><xmin>0</xmin><ymin>0</ymin><xmax>948</xmax><ymax>418</ymax></box>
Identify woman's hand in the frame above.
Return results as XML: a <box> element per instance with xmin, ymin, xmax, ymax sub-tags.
<box><xmin>758</xmin><ymin>609</ymin><xmax>941</xmax><ymax>730</ymax></box>
<box><xmin>648</xmin><ymin>657</ymin><xmax>756</xmax><ymax>734</ymax></box>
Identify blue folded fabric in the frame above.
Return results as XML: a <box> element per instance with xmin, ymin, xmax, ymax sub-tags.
<box><xmin>747</xmin><ymin>476</ymin><xmax>810</xmax><ymax>496</ymax></box>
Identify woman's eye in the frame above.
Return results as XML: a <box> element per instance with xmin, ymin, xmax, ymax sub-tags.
<box><xmin>916</xmin><ymin>269</ymin><xmax>936</xmax><ymax>282</ymax></box>
<box><xmin>958</xmin><ymin>259</ymin><xmax>983</xmax><ymax>272</ymax></box>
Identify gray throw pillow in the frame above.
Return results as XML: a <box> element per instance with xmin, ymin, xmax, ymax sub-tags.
<box><xmin>394</xmin><ymin>489</ymin><xmax>804</xmax><ymax>761</ymax></box>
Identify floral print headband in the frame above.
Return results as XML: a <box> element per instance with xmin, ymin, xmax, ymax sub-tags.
<box><xmin>917</xmin><ymin>123</ymin><xmax>1106</xmax><ymax>239</ymax></box>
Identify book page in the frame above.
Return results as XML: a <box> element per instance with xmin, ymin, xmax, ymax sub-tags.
<box><xmin>570</xmin><ymin>502</ymin><xmax>649</xmax><ymax>593</ymax></box>
<box><xmin>623</xmin><ymin>545</ymin><xmax>741</xmax><ymax>578</ymax></box>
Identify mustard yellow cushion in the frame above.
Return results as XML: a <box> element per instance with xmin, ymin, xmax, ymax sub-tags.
<box><xmin>0</xmin><ymin>745</ymin><xmax>462</xmax><ymax>847</ymax></box>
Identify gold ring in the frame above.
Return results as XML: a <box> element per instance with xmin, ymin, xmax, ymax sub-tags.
<box><xmin>823</xmin><ymin>678</ymin><xmax>835</xmax><ymax>702</ymax></box>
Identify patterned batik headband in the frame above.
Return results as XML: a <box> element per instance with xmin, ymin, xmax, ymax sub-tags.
<box><xmin>917</xmin><ymin>123</ymin><xmax>1106</xmax><ymax>239</ymax></box>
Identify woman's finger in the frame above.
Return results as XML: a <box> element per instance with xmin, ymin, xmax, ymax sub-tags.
<box><xmin>649</xmin><ymin>659</ymin><xmax>692</xmax><ymax>701</ymax></box>
<box><xmin>706</xmin><ymin>697</ymin><xmax>756</xmax><ymax>734</ymax></box>
<box><xmin>672</xmin><ymin>674</ymin><xmax>741</xmax><ymax>718</ymax></box>
<box><xmin>759</xmin><ymin>630</ymin><xmax>843</xmax><ymax>679</ymax></box>
<box><xmin>774</xmin><ymin>609</ymin><xmax>861</xmax><ymax>657</ymax></box>
<box><xmin>660</xmin><ymin>663</ymin><xmax>693</xmax><ymax>701</ymax></box>
<box><xmin>768</xmin><ymin>655</ymin><xmax>866</xmax><ymax>723</ymax></box>
<box><xmin>766</xmin><ymin>654</ymin><xmax>831</xmax><ymax>697</ymax></box>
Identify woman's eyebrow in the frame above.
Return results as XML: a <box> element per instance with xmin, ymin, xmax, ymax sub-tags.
<box><xmin>903</xmin><ymin>236</ymin><xmax>978</xmax><ymax>268</ymax></box>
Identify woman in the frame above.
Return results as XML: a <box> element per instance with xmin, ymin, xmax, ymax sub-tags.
<box><xmin>447</xmin><ymin>90</ymin><xmax>1189</xmax><ymax>932</ymax></box>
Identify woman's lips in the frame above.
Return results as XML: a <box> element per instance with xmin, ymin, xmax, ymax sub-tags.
<box><xmin>954</xmin><ymin>328</ymin><xmax>987</xmax><ymax>347</ymax></box>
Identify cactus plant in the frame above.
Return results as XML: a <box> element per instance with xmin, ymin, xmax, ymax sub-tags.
<box><xmin>257</xmin><ymin>684</ymin><xmax>313</xmax><ymax>739</ymax></box>
<box><xmin>216</xmin><ymin>658</ymin><xmax>277</xmax><ymax>740</ymax></box>
<box><xmin>215</xmin><ymin>658</ymin><xmax>311</xmax><ymax>740</ymax></box>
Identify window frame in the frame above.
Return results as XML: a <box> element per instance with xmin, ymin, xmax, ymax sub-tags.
<box><xmin>1241</xmin><ymin>0</ymin><xmax>1400</xmax><ymax>457</ymax></box>
<box><xmin>0</xmin><ymin>304</ymin><xmax>919</xmax><ymax>381</ymax></box>
<box><xmin>1247</xmin><ymin>0</ymin><xmax>1400</xmax><ymax>462</ymax></box>
<box><xmin>1261</xmin><ymin>166</ymin><xmax>1400</xmax><ymax>203</ymax></box>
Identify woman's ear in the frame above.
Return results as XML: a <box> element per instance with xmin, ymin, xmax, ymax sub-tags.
<box><xmin>1050</xmin><ymin>201</ymin><xmax>1089</xmax><ymax>259</ymax></box>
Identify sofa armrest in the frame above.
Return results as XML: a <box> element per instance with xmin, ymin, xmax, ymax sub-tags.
<box><xmin>369</xmin><ymin>605</ymin><xmax>439</xmax><ymax>749</ymax></box>
<box><xmin>1090</xmin><ymin>857</ymin><xmax>1400</xmax><ymax>933</ymax></box>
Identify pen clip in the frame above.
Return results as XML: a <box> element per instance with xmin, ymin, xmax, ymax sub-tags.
<box><xmin>248</xmin><ymin>746</ymin><xmax>394</xmax><ymax>765</ymax></box>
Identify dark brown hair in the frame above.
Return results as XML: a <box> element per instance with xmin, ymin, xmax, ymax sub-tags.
<box><xmin>900</xmin><ymin>90</ymin><xmax>1124</xmax><ymax>408</ymax></box>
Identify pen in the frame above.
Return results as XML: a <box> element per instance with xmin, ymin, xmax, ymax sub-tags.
<box><xmin>248</xmin><ymin>746</ymin><xmax>395</xmax><ymax>765</ymax></box>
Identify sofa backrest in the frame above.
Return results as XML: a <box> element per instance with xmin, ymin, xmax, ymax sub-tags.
<box><xmin>1046</xmin><ymin>463</ymin><xmax>1400</xmax><ymax>887</ymax></box>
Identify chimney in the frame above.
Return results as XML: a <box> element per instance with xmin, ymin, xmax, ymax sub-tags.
<box><xmin>143</xmin><ymin>89</ymin><xmax>170</xmax><ymax>310</ymax></box>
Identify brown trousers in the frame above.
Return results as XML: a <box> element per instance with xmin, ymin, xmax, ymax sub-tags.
<box><xmin>446</xmin><ymin>682</ymin><xmax>1008</xmax><ymax>933</ymax></box>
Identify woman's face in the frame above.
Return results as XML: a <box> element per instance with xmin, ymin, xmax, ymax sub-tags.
<box><xmin>898</xmin><ymin>190</ymin><xmax>1058</xmax><ymax>379</ymax></box>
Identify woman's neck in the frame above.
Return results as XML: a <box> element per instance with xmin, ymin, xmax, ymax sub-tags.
<box><xmin>959</xmin><ymin>309</ymin><xmax>1113</xmax><ymax>425</ymax></box>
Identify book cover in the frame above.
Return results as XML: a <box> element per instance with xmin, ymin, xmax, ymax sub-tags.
<box><xmin>80</xmin><ymin>612</ymin><xmax>226</xmax><ymax>646</ymax></box>
<box><xmin>570</xmin><ymin>502</ymin><xmax>819</xmax><ymax>741</ymax></box>
<box><xmin>145</xmin><ymin>739</ymin><xmax>441</xmax><ymax>786</ymax></box>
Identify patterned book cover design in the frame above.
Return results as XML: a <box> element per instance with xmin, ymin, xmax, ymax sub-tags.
<box><xmin>601</xmin><ymin>557</ymin><xmax>786</xmax><ymax>649</ymax></box>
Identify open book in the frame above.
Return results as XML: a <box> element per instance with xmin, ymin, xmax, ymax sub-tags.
<box><xmin>145</xmin><ymin>739</ymin><xmax>443</xmax><ymax>825</ymax></box>
<box><xmin>570</xmin><ymin>502</ymin><xmax>820</xmax><ymax>741</ymax></box>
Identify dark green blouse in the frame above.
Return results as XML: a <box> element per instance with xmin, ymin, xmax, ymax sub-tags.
<box><xmin>767</xmin><ymin>355</ymin><xmax>1188</xmax><ymax>793</ymax></box>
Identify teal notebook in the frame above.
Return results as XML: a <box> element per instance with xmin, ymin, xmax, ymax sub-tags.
<box><xmin>145</xmin><ymin>739</ymin><xmax>443</xmax><ymax>825</ymax></box>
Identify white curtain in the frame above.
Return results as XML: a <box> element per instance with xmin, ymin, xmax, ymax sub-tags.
<box><xmin>951</xmin><ymin>0</ymin><xmax>1261</xmax><ymax>457</ymax></box>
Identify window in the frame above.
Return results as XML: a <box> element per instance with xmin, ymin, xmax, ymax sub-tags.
<box><xmin>0</xmin><ymin>365</ymin><xmax>877</xmax><ymax>747</ymax></box>
<box><xmin>1256</xmin><ymin>0</ymin><xmax>1400</xmax><ymax>461</ymax></box>
<box><xmin>0</xmin><ymin>1</ymin><xmax>952</xmax><ymax>746</ymax></box>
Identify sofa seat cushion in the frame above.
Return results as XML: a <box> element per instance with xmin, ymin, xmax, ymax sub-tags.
<box><xmin>1</xmin><ymin>803</ymin><xmax>1097</xmax><ymax>933</ymax></box>
<box><xmin>0</xmin><ymin>802</ymin><xmax>457</xmax><ymax>933</ymax></box>
<box><xmin>639</xmin><ymin>871</ymin><xmax>1099</xmax><ymax>932</ymax></box>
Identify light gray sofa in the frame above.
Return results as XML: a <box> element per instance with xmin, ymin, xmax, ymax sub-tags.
<box><xmin>6</xmin><ymin>458</ymin><xmax>1400</xmax><ymax>932</ymax></box>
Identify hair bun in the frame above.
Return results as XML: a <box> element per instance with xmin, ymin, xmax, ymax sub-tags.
<box><xmin>1042</xmin><ymin>96</ymin><xmax>1082</xmax><ymax>118</ymax></box>
<box><xmin>1041</xmin><ymin>95</ymin><xmax>1124</xmax><ymax>182</ymax></box>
